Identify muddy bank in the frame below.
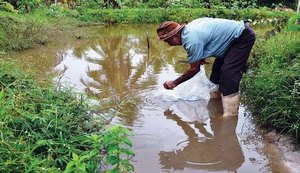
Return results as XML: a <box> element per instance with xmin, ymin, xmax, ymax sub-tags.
<box><xmin>262</xmin><ymin>130</ymin><xmax>300</xmax><ymax>173</ymax></box>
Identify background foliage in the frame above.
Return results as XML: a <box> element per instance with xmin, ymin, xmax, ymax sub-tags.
<box><xmin>0</xmin><ymin>12</ymin><xmax>48</xmax><ymax>51</ymax></box>
<box><xmin>75</xmin><ymin>7</ymin><xmax>293</xmax><ymax>24</ymax></box>
<box><xmin>0</xmin><ymin>0</ymin><xmax>297</xmax><ymax>11</ymax></box>
<box><xmin>241</xmin><ymin>31</ymin><xmax>300</xmax><ymax>140</ymax></box>
<box><xmin>287</xmin><ymin>13</ymin><xmax>300</xmax><ymax>31</ymax></box>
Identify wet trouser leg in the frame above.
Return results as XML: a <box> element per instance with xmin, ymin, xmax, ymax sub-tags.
<box><xmin>210</xmin><ymin>23</ymin><xmax>256</xmax><ymax>96</ymax></box>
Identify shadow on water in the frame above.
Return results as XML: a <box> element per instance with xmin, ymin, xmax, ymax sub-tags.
<box><xmin>5</xmin><ymin>24</ymin><xmax>291</xmax><ymax>173</ymax></box>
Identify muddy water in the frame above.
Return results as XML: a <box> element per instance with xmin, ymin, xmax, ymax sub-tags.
<box><xmin>8</xmin><ymin>24</ymin><xmax>291</xmax><ymax>173</ymax></box>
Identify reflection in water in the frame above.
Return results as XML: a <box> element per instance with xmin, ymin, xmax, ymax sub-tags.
<box><xmin>51</xmin><ymin>25</ymin><xmax>187</xmax><ymax>101</ymax></box>
<box><xmin>54</xmin><ymin>34</ymin><xmax>155</xmax><ymax>99</ymax></box>
<box><xmin>164</xmin><ymin>100</ymin><xmax>210</xmax><ymax>123</ymax></box>
<box><xmin>52</xmin><ymin>29</ymin><xmax>162</xmax><ymax>126</ymax></box>
<box><xmin>159</xmin><ymin>99</ymin><xmax>244</xmax><ymax>171</ymax></box>
<box><xmin>7</xmin><ymin>24</ymin><xmax>291</xmax><ymax>173</ymax></box>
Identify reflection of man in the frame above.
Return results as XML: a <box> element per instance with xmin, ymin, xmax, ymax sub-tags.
<box><xmin>159</xmin><ymin>99</ymin><xmax>244</xmax><ymax>171</ymax></box>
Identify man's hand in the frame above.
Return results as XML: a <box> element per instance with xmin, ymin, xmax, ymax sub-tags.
<box><xmin>163</xmin><ymin>59</ymin><xmax>205</xmax><ymax>90</ymax></box>
<box><xmin>163</xmin><ymin>81</ymin><xmax>176</xmax><ymax>90</ymax></box>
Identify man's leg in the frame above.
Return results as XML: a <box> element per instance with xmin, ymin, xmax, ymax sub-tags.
<box><xmin>220</xmin><ymin>25</ymin><xmax>256</xmax><ymax>96</ymax></box>
<box><xmin>209</xmin><ymin>58</ymin><xmax>224</xmax><ymax>99</ymax></box>
<box><xmin>210</xmin><ymin>58</ymin><xmax>224</xmax><ymax>85</ymax></box>
<box><xmin>220</xmin><ymin>24</ymin><xmax>256</xmax><ymax>116</ymax></box>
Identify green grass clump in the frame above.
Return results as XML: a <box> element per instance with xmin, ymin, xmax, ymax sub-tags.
<box><xmin>0</xmin><ymin>60</ymin><xmax>134</xmax><ymax>172</ymax></box>
<box><xmin>0</xmin><ymin>60</ymin><xmax>97</xmax><ymax>172</ymax></box>
<box><xmin>241</xmin><ymin>32</ymin><xmax>300</xmax><ymax>140</ymax></box>
<box><xmin>0</xmin><ymin>0</ymin><xmax>16</xmax><ymax>13</ymax></box>
<box><xmin>0</xmin><ymin>12</ymin><xmax>49</xmax><ymax>52</ymax></box>
<box><xmin>286</xmin><ymin>13</ymin><xmax>300</xmax><ymax>31</ymax></box>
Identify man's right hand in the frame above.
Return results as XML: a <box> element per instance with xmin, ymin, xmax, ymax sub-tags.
<box><xmin>163</xmin><ymin>81</ymin><xmax>176</xmax><ymax>90</ymax></box>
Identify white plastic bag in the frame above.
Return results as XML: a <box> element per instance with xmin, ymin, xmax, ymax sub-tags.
<box><xmin>161</xmin><ymin>65</ymin><xmax>218</xmax><ymax>101</ymax></box>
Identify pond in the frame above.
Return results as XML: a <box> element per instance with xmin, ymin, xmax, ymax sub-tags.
<box><xmin>8</xmin><ymin>24</ymin><xmax>291</xmax><ymax>173</ymax></box>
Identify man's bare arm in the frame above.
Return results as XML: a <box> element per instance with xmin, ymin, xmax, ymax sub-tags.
<box><xmin>173</xmin><ymin>60</ymin><xmax>202</xmax><ymax>86</ymax></box>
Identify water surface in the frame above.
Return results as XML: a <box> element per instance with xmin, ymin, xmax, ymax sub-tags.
<box><xmin>8</xmin><ymin>24</ymin><xmax>290</xmax><ymax>173</ymax></box>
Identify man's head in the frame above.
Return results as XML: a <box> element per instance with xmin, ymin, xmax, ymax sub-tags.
<box><xmin>157</xmin><ymin>21</ymin><xmax>185</xmax><ymax>46</ymax></box>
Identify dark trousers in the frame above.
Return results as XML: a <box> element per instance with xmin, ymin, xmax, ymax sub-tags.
<box><xmin>210</xmin><ymin>23</ymin><xmax>256</xmax><ymax>96</ymax></box>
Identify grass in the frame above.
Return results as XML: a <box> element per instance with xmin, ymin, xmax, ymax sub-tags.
<box><xmin>0</xmin><ymin>11</ymin><xmax>49</xmax><ymax>52</ymax></box>
<box><xmin>0</xmin><ymin>6</ymin><xmax>293</xmax><ymax>52</ymax></box>
<box><xmin>286</xmin><ymin>13</ymin><xmax>300</xmax><ymax>31</ymax></box>
<box><xmin>0</xmin><ymin>59</ymin><xmax>134</xmax><ymax>172</ymax></box>
<box><xmin>241</xmin><ymin>31</ymin><xmax>300</xmax><ymax>140</ymax></box>
<box><xmin>75</xmin><ymin>7</ymin><xmax>293</xmax><ymax>24</ymax></box>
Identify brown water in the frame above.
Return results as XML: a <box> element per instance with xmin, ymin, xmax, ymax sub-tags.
<box><xmin>7</xmin><ymin>24</ymin><xmax>291</xmax><ymax>173</ymax></box>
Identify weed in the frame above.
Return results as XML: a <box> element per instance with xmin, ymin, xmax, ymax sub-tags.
<box><xmin>0</xmin><ymin>59</ymin><xmax>134</xmax><ymax>172</ymax></box>
<box><xmin>241</xmin><ymin>31</ymin><xmax>300</xmax><ymax>140</ymax></box>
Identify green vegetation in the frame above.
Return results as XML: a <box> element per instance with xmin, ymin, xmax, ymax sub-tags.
<box><xmin>0</xmin><ymin>0</ymin><xmax>295</xmax><ymax>53</ymax></box>
<box><xmin>0</xmin><ymin>60</ymin><xmax>134</xmax><ymax>172</ymax></box>
<box><xmin>54</xmin><ymin>0</ymin><xmax>295</xmax><ymax>9</ymax></box>
<box><xmin>0</xmin><ymin>5</ymin><xmax>293</xmax><ymax>53</ymax></box>
<box><xmin>0</xmin><ymin>12</ymin><xmax>49</xmax><ymax>51</ymax></box>
<box><xmin>0</xmin><ymin>0</ymin><xmax>300</xmax><ymax>172</ymax></box>
<box><xmin>76</xmin><ymin>8</ymin><xmax>292</xmax><ymax>24</ymax></box>
<box><xmin>241</xmin><ymin>30</ymin><xmax>300</xmax><ymax>140</ymax></box>
<box><xmin>0</xmin><ymin>0</ymin><xmax>16</xmax><ymax>12</ymax></box>
<box><xmin>287</xmin><ymin>13</ymin><xmax>300</xmax><ymax>31</ymax></box>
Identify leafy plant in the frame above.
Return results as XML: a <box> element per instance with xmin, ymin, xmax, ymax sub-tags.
<box><xmin>64</xmin><ymin>135</ymin><xmax>102</xmax><ymax>173</ymax></box>
<box><xmin>101</xmin><ymin>125</ymin><xmax>135</xmax><ymax>173</ymax></box>
<box><xmin>0</xmin><ymin>60</ymin><xmax>135</xmax><ymax>172</ymax></box>
<box><xmin>65</xmin><ymin>125</ymin><xmax>135</xmax><ymax>173</ymax></box>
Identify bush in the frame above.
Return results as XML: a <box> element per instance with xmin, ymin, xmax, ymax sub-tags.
<box><xmin>0</xmin><ymin>0</ymin><xmax>16</xmax><ymax>12</ymax></box>
<box><xmin>17</xmin><ymin>0</ymin><xmax>43</xmax><ymax>13</ymax></box>
<box><xmin>0</xmin><ymin>12</ymin><xmax>49</xmax><ymax>51</ymax></box>
<box><xmin>241</xmin><ymin>32</ymin><xmax>300</xmax><ymax>140</ymax></box>
<box><xmin>286</xmin><ymin>13</ymin><xmax>300</xmax><ymax>31</ymax></box>
<box><xmin>76</xmin><ymin>7</ymin><xmax>292</xmax><ymax>24</ymax></box>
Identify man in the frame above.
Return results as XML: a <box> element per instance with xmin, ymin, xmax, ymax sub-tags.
<box><xmin>157</xmin><ymin>18</ymin><xmax>256</xmax><ymax>116</ymax></box>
